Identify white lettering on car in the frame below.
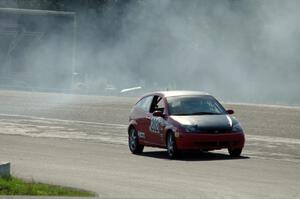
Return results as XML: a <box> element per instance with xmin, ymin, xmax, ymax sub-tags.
<box><xmin>138</xmin><ymin>131</ymin><xmax>145</xmax><ymax>138</ymax></box>
<box><xmin>149</xmin><ymin>117</ymin><xmax>166</xmax><ymax>133</ymax></box>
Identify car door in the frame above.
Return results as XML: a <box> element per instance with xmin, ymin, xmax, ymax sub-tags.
<box><xmin>146</xmin><ymin>95</ymin><xmax>166</xmax><ymax>146</ymax></box>
<box><xmin>133</xmin><ymin>95</ymin><xmax>153</xmax><ymax>144</ymax></box>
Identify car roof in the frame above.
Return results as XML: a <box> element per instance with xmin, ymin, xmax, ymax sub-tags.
<box><xmin>142</xmin><ymin>90</ymin><xmax>210</xmax><ymax>98</ymax></box>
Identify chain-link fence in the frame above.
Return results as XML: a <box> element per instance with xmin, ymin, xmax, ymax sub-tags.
<box><xmin>0</xmin><ymin>8</ymin><xmax>76</xmax><ymax>92</ymax></box>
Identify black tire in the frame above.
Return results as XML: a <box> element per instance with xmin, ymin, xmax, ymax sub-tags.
<box><xmin>228</xmin><ymin>148</ymin><xmax>242</xmax><ymax>157</ymax></box>
<box><xmin>128</xmin><ymin>127</ymin><xmax>144</xmax><ymax>154</ymax></box>
<box><xmin>167</xmin><ymin>133</ymin><xmax>179</xmax><ymax>159</ymax></box>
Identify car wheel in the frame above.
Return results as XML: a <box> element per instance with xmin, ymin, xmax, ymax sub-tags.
<box><xmin>167</xmin><ymin>133</ymin><xmax>179</xmax><ymax>159</ymax></box>
<box><xmin>228</xmin><ymin>148</ymin><xmax>242</xmax><ymax>157</ymax></box>
<box><xmin>128</xmin><ymin>127</ymin><xmax>144</xmax><ymax>154</ymax></box>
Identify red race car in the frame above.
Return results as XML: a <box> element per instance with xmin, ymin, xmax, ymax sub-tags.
<box><xmin>128</xmin><ymin>91</ymin><xmax>245</xmax><ymax>159</ymax></box>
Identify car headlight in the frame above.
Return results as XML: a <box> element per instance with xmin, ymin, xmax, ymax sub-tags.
<box><xmin>232</xmin><ymin>122</ymin><xmax>243</xmax><ymax>132</ymax></box>
<box><xmin>182</xmin><ymin>125</ymin><xmax>198</xmax><ymax>133</ymax></box>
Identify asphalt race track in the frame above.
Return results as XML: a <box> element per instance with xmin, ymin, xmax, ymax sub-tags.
<box><xmin>0</xmin><ymin>90</ymin><xmax>299</xmax><ymax>198</ymax></box>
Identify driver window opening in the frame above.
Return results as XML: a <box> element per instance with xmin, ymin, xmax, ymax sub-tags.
<box><xmin>150</xmin><ymin>96</ymin><xmax>165</xmax><ymax>113</ymax></box>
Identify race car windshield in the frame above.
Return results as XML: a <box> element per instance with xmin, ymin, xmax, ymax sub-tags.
<box><xmin>167</xmin><ymin>95</ymin><xmax>226</xmax><ymax>116</ymax></box>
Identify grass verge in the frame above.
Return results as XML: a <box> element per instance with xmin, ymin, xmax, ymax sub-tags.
<box><xmin>0</xmin><ymin>176</ymin><xmax>95</xmax><ymax>197</ymax></box>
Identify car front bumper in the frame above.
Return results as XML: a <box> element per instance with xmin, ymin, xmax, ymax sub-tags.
<box><xmin>175</xmin><ymin>132</ymin><xmax>245</xmax><ymax>151</ymax></box>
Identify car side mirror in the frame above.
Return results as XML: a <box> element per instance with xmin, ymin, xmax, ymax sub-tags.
<box><xmin>153</xmin><ymin>110</ymin><xmax>164</xmax><ymax>117</ymax></box>
<box><xmin>226</xmin><ymin>109</ymin><xmax>234</xmax><ymax>115</ymax></box>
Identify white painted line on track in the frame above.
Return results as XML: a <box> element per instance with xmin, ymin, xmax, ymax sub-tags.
<box><xmin>224</xmin><ymin>102</ymin><xmax>300</xmax><ymax>109</ymax></box>
<box><xmin>0</xmin><ymin>113</ymin><xmax>127</xmax><ymax>127</ymax></box>
<box><xmin>247</xmin><ymin>135</ymin><xmax>300</xmax><ymax>145</ymax></box>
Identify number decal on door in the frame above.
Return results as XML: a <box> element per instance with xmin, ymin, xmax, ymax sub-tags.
<box><xmin>149</xmin><ymin>117</ymin><xmax>165</xmax><ymax>133</ymax></box>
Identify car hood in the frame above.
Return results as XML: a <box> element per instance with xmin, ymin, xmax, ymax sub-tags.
<box><xmin>170</xmin><ymin>115</ymin><xmax>238</xmax><ymax>131</ymax></box>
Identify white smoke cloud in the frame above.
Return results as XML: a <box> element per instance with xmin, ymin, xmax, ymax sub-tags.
<box><xmin>1</xmin><ymin>0</ymin><xmax>299</xmax><ymax>105</ymax></box>
<box><xmin>92</xmin><ymin>0</ymin><xmax>299</xmax><ymax>104</ymax></box>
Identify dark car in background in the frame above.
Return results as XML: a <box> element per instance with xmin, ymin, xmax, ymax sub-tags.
<box><xmin>128</xmin><ymin>91</ymin><xmax>245</xmax><ymax>159</ymax></box>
